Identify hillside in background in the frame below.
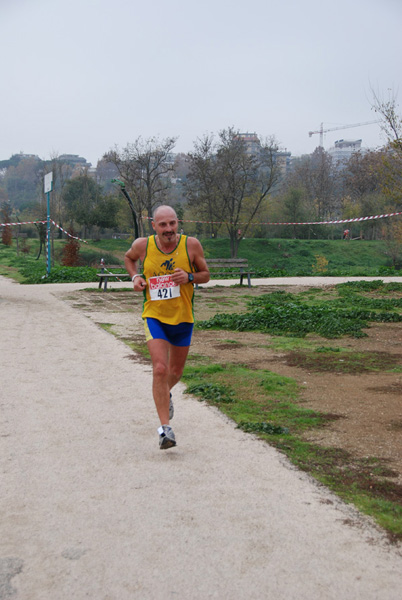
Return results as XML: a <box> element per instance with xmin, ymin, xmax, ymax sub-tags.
<box><xmin>86</xmin><ymin>237</ymin><xmax>395</xmax><ymax>277</ymax></box>
<box><xmin>200</xmin><ymin>238</ymin><xmax>393</xmax><ymax>275</ymax></box>
<box><xmin>0</xmin><ymin>236</ymin><xmax>398</xmax><ymax>284</ymax></box>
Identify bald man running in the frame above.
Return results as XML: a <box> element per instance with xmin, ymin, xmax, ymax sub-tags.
<box><xmin>124</xmin><ymin>206</ymin><xmax>210</xmax><ymax>449</ymax></box>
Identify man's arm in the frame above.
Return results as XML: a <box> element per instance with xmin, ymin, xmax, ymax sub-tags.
<box><xmin>171</xmin><ymin>237</ymin><xmax>210</xmax><ymax>285</ymax></box>
<box><xmin>124</xmin><ymin>237</ymin><xmax>147</xmax><ymax>291</ymax></box>
<box><xmin>190</xmin><ymin>238</ymin><xmax>210</xmax><ymax>283</ymax></box>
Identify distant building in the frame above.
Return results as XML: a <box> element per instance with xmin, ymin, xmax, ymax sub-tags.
<box><xmin>19</xmin><ymin>153</ymin><xmax>40</xmax><ymax>160</ymax></box>
<box><xmin>275</xmin><ymin>151</ymin><xmax>292</xmax><ymax>177</ymax></box>
<box><xmin>236</xmin><ymin>132</ymin><xmax>261</xmax><ymax>155</ymax></box>
<box><xmin>236</xmin><ymin>132</ymin><xmax>291</xmax><ymax>176</ymax></box>
<box><xmin>327</xmin><ymin>139</ymin><xmax>363</xmax><ymax>164</ymax></box>
<box><xmin>94</xmin><ymin>159</ymin><xmax>119</xmax><ymax>189</ymax></box>
<box><xmin>58</xmin><ymin>154</ymin><xmax>92</xmax><ymax>172</ymax></box>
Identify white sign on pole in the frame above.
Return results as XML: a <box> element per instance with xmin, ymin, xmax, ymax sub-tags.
<box><xmin>44</xmin><ymin>172</ymin><xmax>53</xmax><ymax>193</ymax></box>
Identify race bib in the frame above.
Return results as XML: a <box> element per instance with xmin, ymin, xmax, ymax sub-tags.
<box><xmin>148</xmin><ymin>275</ymin><xmax>180</xmax><ymax>301</ymax></box>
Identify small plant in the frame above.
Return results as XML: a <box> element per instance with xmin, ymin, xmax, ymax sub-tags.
<box><xmin>20</xmin><ymin>238</ymin><xmax>30</xmax><ymax>255</ymax></box>
<box><xmin>184</xmin><ymin>382</ymin><xmax>235</xmax><ymax>403</ymax></box>
<box><xmin>312</xmin><ymin>254</ymin><xmax>328</xmax><ymax>273</ymax></box>
<box><xmin>237</xmin><ymin>421</ymin><xmax>289</xmax><ymax>435</ymax></box>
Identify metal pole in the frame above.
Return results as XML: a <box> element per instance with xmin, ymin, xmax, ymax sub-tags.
<box><xmin>121</xmin><ymin>187</ymin><xmax>139</xmax><ymax>239</ymax></box>
<box><xmin>47</xmin><ymin>191</ymin><xmax>51</xmax><ymax>275</ymax></box>
<box><xmin>111</xmin><ymin>179</ymin><xmax>139</xmax><ymax>239</ymax></box>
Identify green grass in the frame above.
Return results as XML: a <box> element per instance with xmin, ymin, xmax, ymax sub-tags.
<box><xmin>0</xmin><ymin>242</ymin><xmax>100</xmax><ymax>284</ymax></box>
<box><xmin>198</xmin><ymin>285</ymin><xmax>402</xmax><ymax>339</ymax></box>
<box><xmin>99</xmin><ymin>323</ymin><xmax>115</xmax><ymax>333</ymax></box>
<box><xmin>183</xmin><ymin>364</ymin><xmax>324</xmax><ymax>431</ymax></box>
<box><xmin>121</xmin><ymin>338</ymin><xmax>149</xmax><ymax>358</ymax></box>
<box><xmin>1</xmin><ymin>236</ymin><xmax>400</xmax><ymax>284</ymax></box>
<box><xmin>201</xmin><ymin>238</ymin><xmax>398</xmax><ymax>276</ymax></box>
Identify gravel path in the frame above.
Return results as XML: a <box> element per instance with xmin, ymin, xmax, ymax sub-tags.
<box><xmin>1</xmin><ymin>275</ymin><xmax>402</xmax><ymax>600</ymax></box>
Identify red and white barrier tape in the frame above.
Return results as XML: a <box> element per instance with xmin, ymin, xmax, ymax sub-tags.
<box><xmin>0</xmin><ymin>219</ymin><xmax>46</xmax><ymax>226</ymax></box>
<box><xmin>50</xmin><ymin>220</ymin><xmax>88</xmax><ymax>243</ymax></box>
<box><xmin>2</xmin><ymin>211</ymin><xmax>401</xmax><ymax>233</ymax></box>
<box><xmin>0</xmin><ymin>219</ymin><xmax>88</xmax><ymax>243</ymax></box>
<box><xmin>172</xmin><ymin>211</ymin><xmax>402</xmax><ymax>226</ymax></box>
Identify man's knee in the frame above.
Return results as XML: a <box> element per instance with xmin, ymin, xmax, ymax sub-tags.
<box><xmin>152</xmin><ymin>360</ymin><xmax>169</xmax><ymax>380</ymax></box>
<box><xmin>169</xmin><ymin>363</ymin><xmax>184</xmax><ymax>382</ymax></box>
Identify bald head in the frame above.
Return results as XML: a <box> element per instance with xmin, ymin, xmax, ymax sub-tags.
<box><xmin>153</xmin><ymin>205</ymin><xmax>177</xmax><ymax>221</ymax></box>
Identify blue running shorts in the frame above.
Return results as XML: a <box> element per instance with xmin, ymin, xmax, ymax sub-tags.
<box><xmin>144</xmin><ymin>318</ymin><xmax>194</xmax><ymax>347</ymax></box>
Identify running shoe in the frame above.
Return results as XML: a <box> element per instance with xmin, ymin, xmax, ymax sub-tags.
<box><xmin>158</xmin><ymin>425</ymin><xmax>176</xmax><ymax>450</ymax></box>
<box><xmin>169</xmin><ymin>392</ymin><xmax>174</xmax><ymax>420</ymax></box>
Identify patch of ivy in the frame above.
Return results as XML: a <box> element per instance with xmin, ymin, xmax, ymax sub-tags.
<box><xmin>336</xmin><ymin>280</ymin><xmax>402</xmax><ymax>293</ymax></box>
<box><xmin>184</xmin><ymin>382</ymin><xmax>235</xmax><ymax>403</ymax></box>
<box><xmin>237</xmin><ymin>421</ymin><xmax>289</xmax><ymax>435</ymax></box>
<box><xmin>20</xmin><ymin>264</ymin><xmax>98</xmax><ymax>284</ymax></box>
<box><xmin>197</xmin><ymin>287</ymin><xmax>402</xmax><ymax>339</ymax></box>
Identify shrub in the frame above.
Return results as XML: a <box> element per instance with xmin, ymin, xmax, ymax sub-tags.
<box><xmin>2</xmin><ymin>226</ymin><xmax>12</xmax><ymax>246</ymax></box>
<box><xmin>61</xmin><ymin>231</ymin><xmax>81</xmax><ymax>266</ymax></box>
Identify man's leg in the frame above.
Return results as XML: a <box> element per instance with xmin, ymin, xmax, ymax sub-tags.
<box><xmin>147</xmin><ymin>338</ymin><xmax>171</xmax><ymax>425</ymax></box>
<box><xmin>168</xmin><ymin>344</ymin><xmax>191</xmax><ymax>392</ymax></box>
<box><xmin>147</xmin><ymin>339</ymin><xmax>191</xmax><ymax>425</ymax></box>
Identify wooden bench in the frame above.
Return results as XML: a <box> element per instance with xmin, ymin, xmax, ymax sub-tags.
<box><xmin>97</xmin><ymin>258</ymin><xmax>253</xmax><ymax>290</ymax></box>
<box><xmin>204</xmin><ymin>258</ymin><xmax>254</xmax><ymax>287</ymax></box>
<box><xmin>97</xmin><ymin>262</ymin><xmax>131</xmax><ymax>290</ymax></box>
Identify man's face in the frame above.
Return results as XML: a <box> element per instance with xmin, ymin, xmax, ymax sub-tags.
<box><xmin>152</xmin><ymin>209</ymin><xmax>178</xmax><ymax>243</ymax></box>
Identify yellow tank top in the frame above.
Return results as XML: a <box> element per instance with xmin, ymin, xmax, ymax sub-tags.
<box><xmin>142</xmin><ymin>234</ymin><xmax>195</xmax><ymax>325</ymax></box>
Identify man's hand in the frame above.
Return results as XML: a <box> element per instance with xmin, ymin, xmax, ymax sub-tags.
<box><xmin>171</xmin><ymin>268</ymin><xmax>190</xmax><ymax>285</ymax></box>
<box><xmin>133</xmin><ymin>276</ymin><xmax>146</xmax><ymax>291</ymax></box>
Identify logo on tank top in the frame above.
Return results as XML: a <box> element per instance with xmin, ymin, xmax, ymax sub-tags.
<box><xmin>161</xmin><ymin>258</ymin><xmax>175</xmax><ymax>271</ymax></box>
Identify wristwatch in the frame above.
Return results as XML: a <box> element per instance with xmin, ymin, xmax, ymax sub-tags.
<box><xmin>188</xmin><ymin>272</ymin><xmax>194</xmax><ymax>283</ymax></box>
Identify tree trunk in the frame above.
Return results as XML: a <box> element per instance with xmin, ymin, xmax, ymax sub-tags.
<box><xmin>230</xmin><ymin>232</ymin><xmax>240</xmax><ymax>258</ymax></box>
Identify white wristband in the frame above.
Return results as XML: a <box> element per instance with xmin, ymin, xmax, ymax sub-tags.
<box><xmin>132</xmin><ymin>274</ymin><xmax>142</xmax><ymax>282</ymax></box>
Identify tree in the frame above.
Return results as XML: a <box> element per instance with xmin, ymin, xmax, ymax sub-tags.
<box><xmin>0</xmin><ymin>154</ymin><xmax>27</xmax><ymax>170</ymax></box>
<box><xmin>309</xmin><ymin>148</ymin><xmax>338</xmax><ymax>220</ymax></box>
<box><xmin>281</xmin><ymin>187</ymin><xmax>310</xmax><ymax>239</ymax></box>
<box><xmin>46</xmin><ymin>154</ymin><xmax>75</xmax><ymax>226</ymax></box>
<box><xmin>1</xmin><ymin>200</ymin><xmax>13</xmax><ymax>246</ymax></box>
<box><xmin>166</xmin><ymin>153</ymin><xmax>189</xmax><ymax>208</ymax></box>
<box><xmin>4</xmin><ymin>155</ymin><xmax>43</xmax><ymax>210</ymax></box>
<box><xmin>103</xmin><ymin>136</ymin><xmax>177</xmax><ymax>236</ymax></box>
<box><xmin>371</xmin><ymin>88</ymin><xmax>402</xmax><ymax>153</ymax></box>
<box><xmin>91</xmin><ymin>195</ymin><xmax>120</xmax><ymax>230</ymax></box>
<box><xmin>341</xmin><ymin>150</ymin><xmax>385</xmax><ymax>239</ymax></box>
<box><xmin>185</xmin><ymin>134</ymin><xmax>220</xmax><ymax>239</ymax></box>
<box><xmin>371</xmin><ymin>88</ymin><xmax>402</xmax><ymax>211</ymax></box>
<box><xmin>281</xmin><ymin>149</ymin><xmax>339</xmax><ymax>238</ymax></box>
<box><xmin>382</xmin><ymin>220</ymin><xmax>402</xmax><ymax>269</ymax></box>
<box><xmin>34</xmin><ymin>222</ymin><xmax>46</xmax><ymax>259</ymax></box>
<box><xmin>62</xmin><ymin>174</ymin><xmax>118</xmax><ymax>236</ymax></box>
<box><xmin>186</xmin><ymin>128</ymin><xmax>281</xmax><ymax>257</ymax></box>
<box><xmin>343</xmin><ymin>150</ymin><xmax>382</xmax><ymax>202</ymax></box>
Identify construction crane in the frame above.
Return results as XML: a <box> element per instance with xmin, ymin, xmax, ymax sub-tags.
<box><xmin>308</xmin><ymin>120</ymin><xmax>380</xmax><ymax>148</ymax></box>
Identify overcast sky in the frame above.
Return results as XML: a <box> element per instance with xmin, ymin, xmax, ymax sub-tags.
<box><xmin>1</xmin><ymin>0</ymin><xmax>401</xmax><ymax>166</ymax></box>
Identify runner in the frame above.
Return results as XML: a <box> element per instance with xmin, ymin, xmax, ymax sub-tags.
<box><xmin>124</xmin><ymin>205</ymin><xmax>210</xmax><ymax>449</ymax></box>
